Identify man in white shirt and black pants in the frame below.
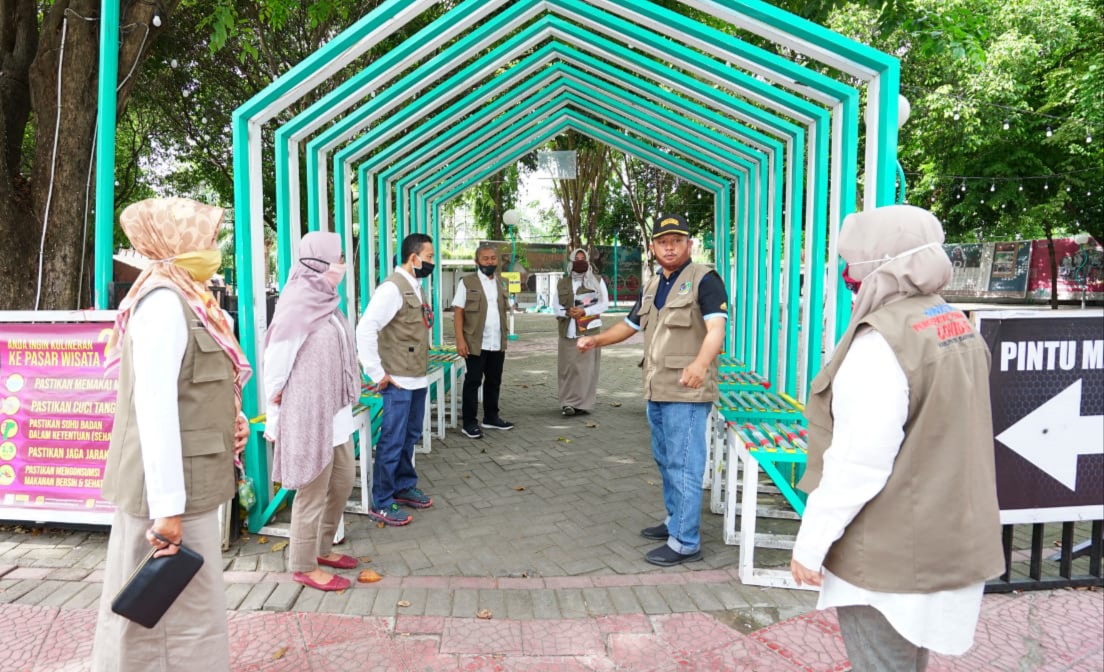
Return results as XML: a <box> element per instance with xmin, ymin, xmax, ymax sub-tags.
<box><xmin>356</xmin><ymin>233</ymin><xmax>437</xmax><ymax>526</ymax></box>
<box><xmin>452</xmin><ymin>243</ymin><xmax>514</xmax><ymax>439</ymax></box>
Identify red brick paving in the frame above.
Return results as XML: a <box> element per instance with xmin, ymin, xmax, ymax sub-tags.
<box><xmin>1</xmin><ymin>590</ymin><xmax>1101</xmax><ymax>671</ymax></box>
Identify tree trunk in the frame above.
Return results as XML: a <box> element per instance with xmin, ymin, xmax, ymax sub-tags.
<box><xmin>1045</xmin><ymin>224</ymin><xmax>1059</xmax><ymax>310</ymax></box>
<box><xmin>0</xmin><ymin>0</ymin><xmax>176</xmax><ymax>310</ymax></box>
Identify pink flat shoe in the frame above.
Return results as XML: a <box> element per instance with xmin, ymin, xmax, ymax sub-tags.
<box><xmin>317</xmin><ymin>554</ymin><xmax>358</xmax><ymax>569</ymax></box>
<box><xmin>293</xmin><ymin>572</ymin><xmax>351</xmax><ymax>592</ymax></box>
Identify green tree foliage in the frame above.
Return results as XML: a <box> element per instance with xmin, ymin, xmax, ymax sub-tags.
<box><xmin>829</xmin><ymin>0</ymin><xmax>1102</xmax><ymax>244</ymax></box>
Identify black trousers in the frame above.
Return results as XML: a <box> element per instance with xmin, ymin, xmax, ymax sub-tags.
<box><xmin>462</xmin><ymin>349</ymin><xmax>505</xmax><ymax>426</ymax></box>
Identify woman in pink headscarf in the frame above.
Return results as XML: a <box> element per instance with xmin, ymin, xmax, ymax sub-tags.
<box><xmin>263</xmin><ymin>232</ymin><xmax>361</xmax><ymax>592</ymax></box>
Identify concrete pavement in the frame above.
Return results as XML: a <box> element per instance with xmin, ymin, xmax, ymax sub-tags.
<box><xmin>1</xmin><ymin>313</ymin><xmax>1101</xmax><ymax>670</ymax></box>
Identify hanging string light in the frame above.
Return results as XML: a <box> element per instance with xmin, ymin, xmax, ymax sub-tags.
<box><xmin>899</xmin><ymin>85</ymin><xmax>1102</xmax><ymax>140</ymax></box>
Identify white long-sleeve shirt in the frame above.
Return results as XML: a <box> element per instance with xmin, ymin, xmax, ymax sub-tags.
<box><xmin>792</xmin><ymin>327</ymin><xmax>985</xmax><ymax>656</ymax></box>
<box><xmin>262</xmin><ymin>314</ymin><xmax>355</xmax><ymax>444</ymax></box>
<box><xmin>551</xmin><ymin>275</ymin><xmax>610</xmax><ymax>339</ymax></box>
<box><xmin>451</xmin><ymin>272</ymin><xmax>503</xmax><ymax>351</ymax></box>
<box><xmin>355</xmin><ymin>267</ymin><xmax>428</xmax><ymax>390</ymax></box>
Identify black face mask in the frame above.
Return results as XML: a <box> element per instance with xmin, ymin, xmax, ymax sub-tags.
<box><xmin>572</xmin><ymin>260</ymin><xmax>589</xmax><ymax>274</ymax></box>
<box><xmin>478</xmin><ymin>264</ymin><xmax>497</xmax><ymax>277</ymax></box>
<box><xmin>414</xmin><ymin>260</ymin><xmax>435</xmax><ymax>279</ymax></box>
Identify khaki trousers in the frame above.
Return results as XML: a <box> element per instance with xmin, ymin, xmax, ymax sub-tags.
<box><xmin>92</xmin><ymin>508</ymin><xmax>229</xmax><ymax>672</ymax></box>
<box><xmin>288</xmin><ymin>439</ymin><xmax>355</xmax><ymax>572</ymax></box>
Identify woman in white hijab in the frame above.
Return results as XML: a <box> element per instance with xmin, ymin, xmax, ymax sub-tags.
<box><xmin>552</xmin><ymin>248</ymin><xmax>610</xmax><ymax>415</ymax></box>
<box><xmin>791</xmin><ymin>205</ymin><xmax>1003</xmax><ymax>671</ymax></box>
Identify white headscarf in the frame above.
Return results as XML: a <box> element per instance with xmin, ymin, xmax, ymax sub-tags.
<box><xmin>568</xmin><ymin>247</ymin><xmax>602</xmax><ymax>290</ymax></box>
<box><xmin>839</xmin><ymin>205</ymin><xmax>953</xmax><ymax>323</ymax></box>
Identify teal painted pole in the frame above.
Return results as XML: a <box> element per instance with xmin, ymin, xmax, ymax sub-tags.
<box><xmin>896</xmin><ymin>159</ymin><xmax>907</xmax><ymax>204</ymax></box>
<box><xmin>94</xmin><ymin>0</ymin><xmax>120</xmax><ymax>309</ymax></box>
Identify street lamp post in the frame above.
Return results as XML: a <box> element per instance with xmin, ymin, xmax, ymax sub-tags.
<box><xmin>502</xmin><ymin>209</ymin><xmax>523</xmax><ymax>341</ymax></box>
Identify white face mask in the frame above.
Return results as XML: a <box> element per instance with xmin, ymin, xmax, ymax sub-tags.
<box><xmin>846</xmin><ymin>242</ymin><xmax>941</xmax><ymax>268</ymax></box>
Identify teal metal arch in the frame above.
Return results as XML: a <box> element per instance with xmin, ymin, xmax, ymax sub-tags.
<box><xmin>297</xmin><ymin>8</ymin><xmax>841</xmax><ymax>383</ymax></box>
<box><xmin>343</xmin><ymin>61</ymin><xmax>771</xmax><ymax>360</ymax></box>
<box><xmin>387</xmin><ymin>89</ymin><xmax>751</xmax><ymax>350</ymax></box>
<box><xmin>344</xmin><ymin>34</ymin><xmax>803</xmax><ymax>379</ymax></box>
<box><xmin>226</xmin><ymin>0</ymin><xmax>900</xmax><ymax>532</ymax></box>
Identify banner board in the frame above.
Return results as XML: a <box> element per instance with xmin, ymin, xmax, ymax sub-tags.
<box><xmin>1027</xmin><ymin>238</ymin><xmax>1104</xmax><ymax>301</ymax></box>
<box><xmin>976</xmin><ymin>310</ymin><xmax>1104</xmax><ymax>524</ymax></box>
<box><xmin>943</xmin><ymin>236</ymin><xmax>1102</xmax><ymax>302</ymax></box>
<box><xmin>0</xmin><ymin>316</ymin><xmax>117</xmax><ymax>525</ymax></box>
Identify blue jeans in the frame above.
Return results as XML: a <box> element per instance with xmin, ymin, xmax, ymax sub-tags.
<box><xmin>373</xmin><ymin>385</ymin><xmax>427</xmax><ymax>509</ymax></box>
<box><xmin>646</xmin><ymin>400</ymin><xmax>711</xmax><ymax>554</ymax></box>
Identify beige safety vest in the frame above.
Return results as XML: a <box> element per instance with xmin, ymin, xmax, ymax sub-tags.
<box><xmin>638</xmin><ymin>263</ymin><xmax>719</xmax><ymax>403</ymax></box>
<box><xmin>459</xmin><ymin>273</ymin><xmax>508</xmax><ymax>356</ymax></box>
<box><xmin>378</xmin><ymin>271</ymin><xmax>430</xmax><ymax>377</ymax></box>
<box><xmin>798</xmin><ymin>294</ymin><xmax>1005</xmax><ymax>592</ymax></box>
<box><xmin>101</xmin><ymin>291</ymin><xmax>236</xmax><ymax>517</ymax></box>
<box><xmin>556</xmin><ymin>275</ymin><xmax>600</xmax><ymax>339</ymax></box>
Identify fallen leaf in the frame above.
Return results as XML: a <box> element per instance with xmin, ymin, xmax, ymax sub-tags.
<box><xmin>646</xmin><ymin>480</ymin><xmax>656</xmax><ymax>486</ymax></box>
<box><xmin>556</xmin><ymin>436</ymin><xmax>572</xmax><ymax>443</ymax></box>
<box><xmin>377</xmin><ymin>521</ymin><xmax>386</xmax><ymax>529</ymax></box>
<box><xmin>270</xmin><ymin>540</ymin><xmax>288</xmax><ymax>552</ymax></box>
<box><xmin>271</xmin><ymin>647</ymin><xmax>287</xmax><ymax>660</ymax></box>
<box><xmin>359</xmin><ymin>556</ymin><xmax>372</xmax><ymax>564</ymax></box>
<box><xmin>257</xmin><ymin>536</ymin><xmax>269</xmax><ymax>545</ymax></box>
<box><xmin>358</xmin><ymin>570</ymin><xmax>382</xmax><ymax>583</ymax></box>
<box><xmin>585</xmin><ymin>421</ymin><xmax>598</xmax><ymax>428</ymax></box>
<box><xmin>476</xmin><ymin>609</ymin><xmax>493</xmax><ymax>620</ymax></box>
<box><xmin>464</xmin><ymin>473</ymin><xmax>471</xmax><ymax>479</ymax></box>
<box><xmin>513</xmin><ymin>486</ymin><xmax>526</xmax><ymax>491</ymax></box>
<box><xmin>609</xmin><ymin>401</ymin><xmax>622</xmax><ymax>407</ymax></box>
<box><xmin>397</xmin><ymin>600</ymin><xmax>411</xmax><ymax>607</ymax></box>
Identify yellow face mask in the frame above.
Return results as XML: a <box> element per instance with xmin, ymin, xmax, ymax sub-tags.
<box><xmin>172</xmin><ymin>249</ymin><xmax>222</xmax><ymax>283</ymax></box>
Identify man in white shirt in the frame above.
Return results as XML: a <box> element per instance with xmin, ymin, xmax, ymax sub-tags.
<box><xmin>356</xmin><ymin>233</ymin><xmax>436</xmax><ymax>526</ymax></box>
<box><xmin>452</xmin><ymin>243</ymin><xmax>514</xmax><ymax>439</ymax></box>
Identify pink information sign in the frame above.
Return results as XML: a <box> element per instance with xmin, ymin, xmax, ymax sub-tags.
<box><xmin>0</xmin><ymin>321</ymin><xmax>117</xmax><ymax>521</ymax></box>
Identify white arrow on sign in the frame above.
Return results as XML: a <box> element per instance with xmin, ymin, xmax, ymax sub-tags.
<box><xmin>996</xmin><ymin>379</ymin><xmax>1104</xmax><ymax>491</ymax></box>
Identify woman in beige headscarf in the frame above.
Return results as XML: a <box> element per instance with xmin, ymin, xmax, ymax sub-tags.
<box><xmin>791</xmin><ymin>205</ymin><xmax>1003</xmax><ymax>671</ymax></box>
<box><xmin>93</xmin><ymin>197</ymin><xmax>251</xmax><ymax>672</ymax></box>
<box><xmin>552</xmin><ymin>248</ymin><xmax>610</xmax><ymax>415</ymax></box>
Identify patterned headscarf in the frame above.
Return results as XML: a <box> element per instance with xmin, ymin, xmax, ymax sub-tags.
<box><xmin>839</xmin><ymin>205</ymin><xmax>953</xmax><ymax>323</ymax></box>
<box><xmin>105</xmin><ymin>198</ymin><xmax>253</xmax><ymax>403</ymax></box>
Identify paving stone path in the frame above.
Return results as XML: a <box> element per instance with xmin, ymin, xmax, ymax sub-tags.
<box><xmin>1</xmin><ymin>313</ymin><xmax>1101</xmax><ymax>670</ymax></box>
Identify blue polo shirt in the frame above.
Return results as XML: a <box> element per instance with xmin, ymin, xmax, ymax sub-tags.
<box><xmin>625</xmin><ymin>262</ymin><xmax>728</xmax><ymax>330</ymax></box>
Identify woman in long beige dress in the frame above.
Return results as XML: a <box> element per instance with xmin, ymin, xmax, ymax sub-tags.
<box><xmin>552</xmin><ymin>248</ymin><xmax>610</xmax><ymax>415</ymax></box>
<box><xmin>93</xmin><ymin>198</ymin><xmax>251</xmax><ymax>671</ymax></box>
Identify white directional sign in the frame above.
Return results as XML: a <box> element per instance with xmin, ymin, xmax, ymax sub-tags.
<box><xmin>977</xmin><ymin>310</ymin><xmax>1104</xmax><ymax>524</ymax></box>
<box><xmin>995</xmin><ymin>379</ymin><xmax>1104</xmax><ymax>491</ymax></box>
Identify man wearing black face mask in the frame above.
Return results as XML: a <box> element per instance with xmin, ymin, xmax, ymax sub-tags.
<box><xmin>452</xmin><ymin>243</ymin><xmax>513</xmax><ymax>439</ymax></box>
<box><xmin>356</xmin><ymin>233</ymin><xmax>436</xmax><ymax>525</ymax></box>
